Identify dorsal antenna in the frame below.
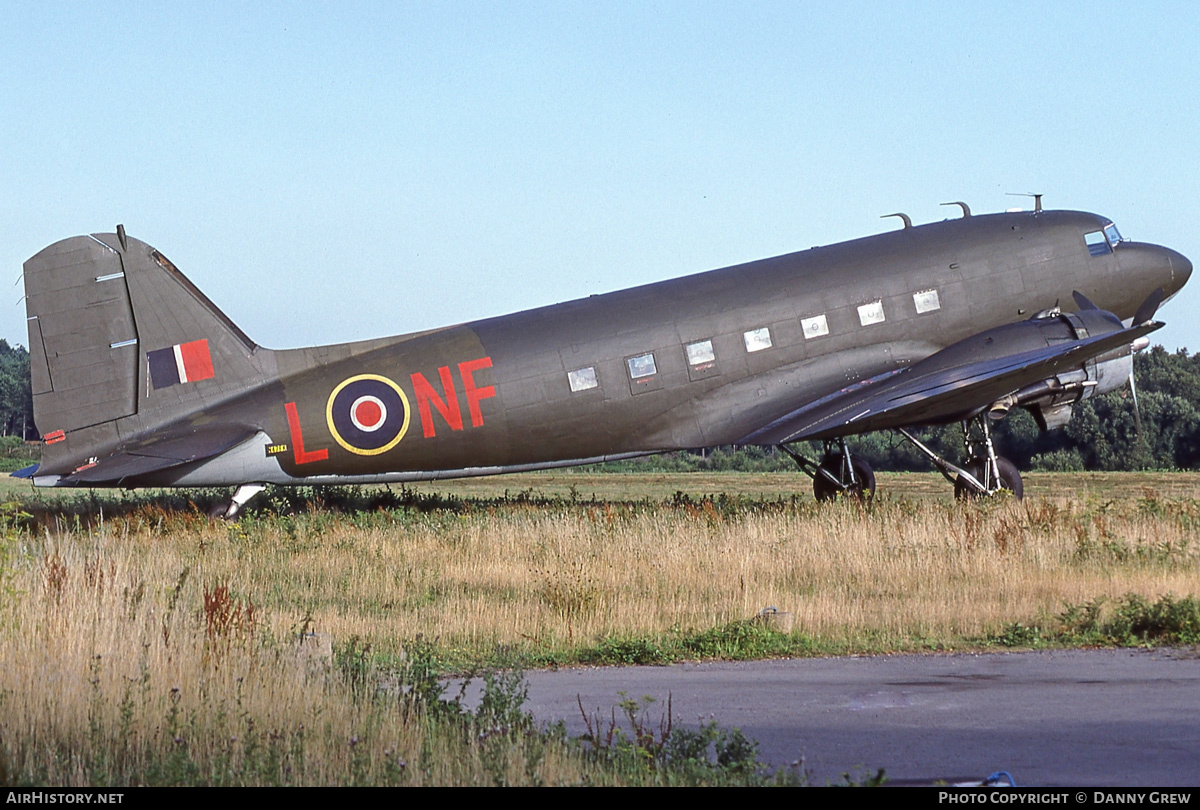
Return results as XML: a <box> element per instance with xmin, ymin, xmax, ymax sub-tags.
<box><xmin>881</xmin><ymin>212</ymin><xmax>912</xmax><ymax>229</ymax></box>
<box><xmin>1005</xmin><ymin>192</ymin><xmax>1044</xmax><ymax>212</ymax></box>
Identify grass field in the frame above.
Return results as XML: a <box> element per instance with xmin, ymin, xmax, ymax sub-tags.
<box><xmin>7</xmin><ymin>467</ymin><xmax>1200</xmax><ymax>504</ymax></box>
<box><xmin>1</xmin><ymin>470</ymin><xmax>1198</xmax><ymax>785</ymax></box>
<box><xmin>332</xmin><ymin>469</ymin><xmax>1200</xmax><ymax>502</ymax></box>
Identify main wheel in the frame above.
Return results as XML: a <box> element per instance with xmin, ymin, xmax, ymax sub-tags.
<box><xmin>954</xmin><ymin>456</ymin><xmax>1023</xmax><ymax>500</ymax></box>
<box><xmin>813</xmin><ymin>456</ymin><xmax>876</xmax><ymax>502</ymax></box>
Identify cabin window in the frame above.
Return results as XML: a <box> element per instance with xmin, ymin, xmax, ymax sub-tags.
<box><xmin>743</xmin><ymin>328</ymin><xmax>772</xmax><ymax>353</ymax></box>
<box><xmin>685</xmin><ymin>339</ymin><xmax>716</xmax><ymax>369</ymax></box>
<box><xmin>857</xmin><ymin>300</ymin><xmax>885</xmax><ymax>326</ymax></box>
<box><xmin>1085</xmin><ymin>231</ymin><xmax>1111</xmax><ymax>256</ymax></box>
<box><xmin>567</xmin><ymin>366</ymin><xmax>599</xmax><ymax>392</ymax></box>
<box><xmin>801</xmin><ymin>314</ymin><xmax>829</xmax><ymax>339</ymax></box>
<box><xmin>913</xmin><ymin>289</ymin><xmax>941</xmax><ymax>314</ymax></box>
<box><xmin>626</xmin><ymin>352</ymin><xmax>657</xmax><ymax>379</ymax></box>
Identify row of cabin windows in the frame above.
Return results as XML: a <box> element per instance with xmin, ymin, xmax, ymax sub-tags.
<box><xmin>565</xmin><ymin>287</ymin><xmax>943</xmax><ymax>394</ymax></box>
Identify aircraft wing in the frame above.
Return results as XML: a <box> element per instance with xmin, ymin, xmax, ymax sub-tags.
<box><xmin>45</xmin><ymin>423</ymin><xmax>260</xmax><ymax>486</ymax></box>
<box><xmin>742</xmin><ymin>321</ymin><xmax>1162</xmax><ymax>445</ymax></box>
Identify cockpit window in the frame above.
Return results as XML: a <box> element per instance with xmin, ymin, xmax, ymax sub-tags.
<box><xmin>1104</xmin><ymin>223</ymin><xmax>1123</xmax><ymax>248</ymax></box>
<box><xmin>1084</xmin><ymin>231</ymin><xmax>1111</xmax><ymax>256</ymax></box>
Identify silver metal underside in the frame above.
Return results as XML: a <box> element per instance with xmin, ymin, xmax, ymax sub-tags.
<box><xmin>37</xmin><ymin>430</ymin><xmax>653</xmax><ymax>488</ymax></box>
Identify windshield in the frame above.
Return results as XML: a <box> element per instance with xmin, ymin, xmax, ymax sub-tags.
<box><xmin>1104</xmin><ymin>222</ymin><xmax>1123</xmax><ymax>248</ymax></box>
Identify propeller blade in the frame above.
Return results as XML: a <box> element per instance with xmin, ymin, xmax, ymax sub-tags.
<box><xmin>1072</xmin><ymin>290</ymin><xmax>1100</xmax><ymax>311</ymax></box>
<box><xmin>1132</xmin><ymin>287</ymin><xmax>1167</xmax><ymax>326</ymax></box>
<box><xmin>1129</xmin><ymin>369</ymin><xmax>1142</xmax><ymax>440</ymax></box>
<box><xmin>1129</xmin><ymin>367</ymin><xmax>1148</xmax><ymax>468</ymax></box>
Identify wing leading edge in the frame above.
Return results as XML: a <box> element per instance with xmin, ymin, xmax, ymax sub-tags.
<box><xmin>742</xmin><ymin>321</ymin><xmax>1162</xmax><ymax>446</ymax></box>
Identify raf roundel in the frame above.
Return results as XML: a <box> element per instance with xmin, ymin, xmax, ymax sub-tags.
<box><xmin>326</xmin><ymin>374</ymin><xmax>410</xmax><ymax>455</ymax></box>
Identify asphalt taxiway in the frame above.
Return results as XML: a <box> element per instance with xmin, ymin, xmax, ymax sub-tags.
<box><xmin>509</xmin><ymin>648</ymin><xmax>1200</xmax><ymax>786</ymax></box>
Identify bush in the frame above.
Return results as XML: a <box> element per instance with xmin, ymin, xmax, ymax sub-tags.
<box><xmin>1031</xmin><ymin>449</ymin><xmax>1085</xmax><ymax>472</ymax></box>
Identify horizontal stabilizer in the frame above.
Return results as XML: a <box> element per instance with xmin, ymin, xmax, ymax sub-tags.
<box><xmin>59</xmin><ymin>424</ymin><xmax>258</xmax><ymax>485</ymax></box>
<box><xmin>743</xmin><ymin>322</ymin><xmax>1162</xmax><ymax>444</ymax></box>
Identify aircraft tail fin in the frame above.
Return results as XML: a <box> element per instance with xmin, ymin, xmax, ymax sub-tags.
<box><xmin>23</xmin><ymin>230</ymin><xmax>270</xmax><ymax>479</ymax></box>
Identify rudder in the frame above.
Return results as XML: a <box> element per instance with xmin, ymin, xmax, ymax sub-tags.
<box><xmin>24</xmin><ymin>235</ymin><xmax>140</xmax><ymax>434</ymax></box>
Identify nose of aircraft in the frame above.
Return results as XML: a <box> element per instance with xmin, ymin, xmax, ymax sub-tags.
<box><xmin>1167</xmin><ymin>247</ymin><xmax>1193</xmax><ymax>294</ymax></box>
<box><xmin>1120</xmin><ymin>242</ymin><xmax>1192</xmax><ymax>304</ymax></box>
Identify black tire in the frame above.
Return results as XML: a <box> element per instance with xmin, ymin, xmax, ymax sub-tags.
<box><xmin>954</xmin><ymin>456</ymin><xmax>1023</xmax><ymax>500</ymax></box>
<box><xmin>813</xmin><ymin>456</ymin><xmax>876</xmax><ymax>502</ymax></box>
<box><xmin>206</xmin><ymin>500</ymin><xmax>242</xmax><ymax>521</ymax></box>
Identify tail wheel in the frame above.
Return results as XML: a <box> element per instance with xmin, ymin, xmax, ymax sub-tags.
<box><xmin>954</xmin><ymin>456</ymin><xmax>1024</xmax><ymax>500</ymax></box>
<box><xmin>813</xmin><ymin>457</ymin><xmax>876</xmax><ymax>502</ymax></box>
<box><xmin>207</xmin><ymin>500</ymin><xmax>237</xmax><ymax>520</ymax></box>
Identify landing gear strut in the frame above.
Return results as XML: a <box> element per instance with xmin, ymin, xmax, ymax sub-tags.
<box><xmin>897</xmin><ymin>415</ymin><xmax>1023</xmax><ymax>500</ymax></box>
<box><xmin>781</xmin><ymin>438</ymin><xmax>876</xmax><ymax>502</ymax></box>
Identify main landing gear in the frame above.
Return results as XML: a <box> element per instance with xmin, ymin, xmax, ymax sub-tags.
<box><xmin>897</xmin><ymin>415</ymin><xmax>1023</xmax><ymax>500</ymax></box>
<box><xmin>780</xmin><ymin>414</ymin><xmax>1022</xmax><ymax>502</ymax></box>
<box><xmin>781</xmin><ymin>438</ymin><xmax>877</xmax><ymax>502</ymax></box>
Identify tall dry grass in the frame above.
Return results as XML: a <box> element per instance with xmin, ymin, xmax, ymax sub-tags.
<box><xmin>12</xmin><ymin>491</ymin><xmax>1200</xmax><ymax>654</ymax></box>
<box><xmin>107</xmin><ymin>493</ymin><xmax>1198</xmax><ymax>649</ymax></box>
<box><xmin>2</xmin><ymin>484</ymin><xmax>1198</xmax><ymax>784</ymax></box>
<box><xmin>0</xmin><ymin>509</ymin><xmax>600</xmax><ymax>785</ymax></box>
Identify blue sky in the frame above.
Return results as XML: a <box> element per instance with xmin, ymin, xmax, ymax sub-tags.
<box><xmin>2</xmin><ymin>2</ymin><xmax>1197</xmax><ymax>353</ymax></box>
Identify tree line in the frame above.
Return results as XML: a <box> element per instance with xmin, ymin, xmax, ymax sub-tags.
<box><xmin>0</xmin><ymin>342</ymin><xmax>1196</xmax><ymax>471</ymax></box>
<box><xmin>0</xmin><ymin>341</ymin><xmax>33</xmax><ymax>440</ymax></box>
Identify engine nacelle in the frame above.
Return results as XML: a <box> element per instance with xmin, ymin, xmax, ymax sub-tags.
<box><xmin>968</xmin><ymin>307</ymin><xmax>1143</xmax><ymax>431</ymax></box>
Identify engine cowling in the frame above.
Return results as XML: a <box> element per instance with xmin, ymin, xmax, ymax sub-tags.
<box><xmin>978</xmin><ymin>308</ymin><xmax>1143</xmax><ymax>431</ymax></box>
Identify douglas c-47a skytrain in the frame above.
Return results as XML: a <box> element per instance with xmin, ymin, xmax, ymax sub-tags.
<box><xmin>16</xmin><ymin>202</ymin><xmax>1192</xmax><ymax>517</ymax></box>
